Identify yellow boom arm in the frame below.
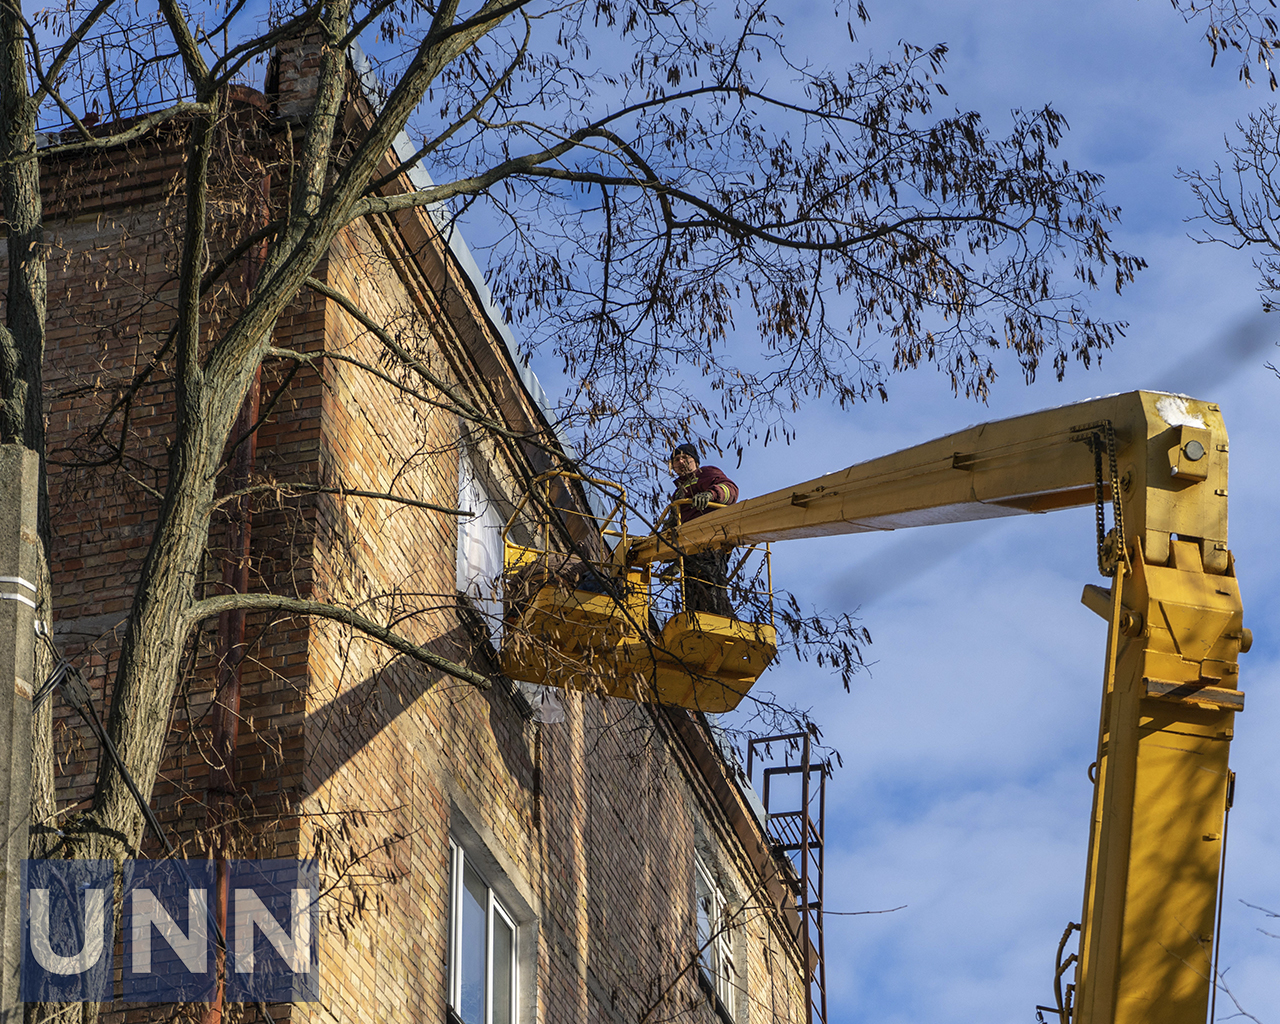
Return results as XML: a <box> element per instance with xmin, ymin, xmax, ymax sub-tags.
<box><xmin>629</xmin><ymin>391</ymin><xmax>1226</xmax><ymax>568</ymax></box>
<box><xmin>629</xmin><ymin>391</ymin><xmax>1245</xmax><ymax>1024</ymax></box>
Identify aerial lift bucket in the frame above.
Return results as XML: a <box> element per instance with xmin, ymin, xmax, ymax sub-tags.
<box><xmin>616</xmin><ymin>612</ymin><xmax>777</xmax><ymax>712</ymax></box>
<box><xmin>498</xmin><ymin>471</ymin><xmax>642</xmax><ymax>690</ymax></box>
<box><xmin>497</xmin><ymin>472</ymin><xmax>777</xmax><ymax>711</ymax></box>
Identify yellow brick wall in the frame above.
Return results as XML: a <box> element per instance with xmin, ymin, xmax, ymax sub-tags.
<box><xmin>35</xmin><ymin>100</ymin><xmax>809</xmax><ymax>1024</ymax></box>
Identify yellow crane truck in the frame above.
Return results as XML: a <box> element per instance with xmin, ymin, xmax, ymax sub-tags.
<box><xmin>499</xmin><ymin>390</ymin><xmax>1249</xmax><ymax>1024</ymax></box>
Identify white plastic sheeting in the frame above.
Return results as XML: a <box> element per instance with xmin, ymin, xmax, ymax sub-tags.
<box><xmin>456</xmin><ymin>446</ymin><xmax>505</xmax><ymax>639</ymax></box>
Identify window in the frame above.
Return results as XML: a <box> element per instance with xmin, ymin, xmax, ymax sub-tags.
<box><xmin>695</xmin><ymin>854</ymin><xmax>739</xmax><ymax>1021</ymax></box>
<box><xmin>449</xmin><ymin>840</ymin><xmax>517</xmax><ymax>1024</ymax></box>
<box><xmin>456</xmin><ymin>442</ymin><xmax>566</xmax><ymax>724</ymax></box>
<box><xmin>456</xmin><ymin>444</ymin><xmax>505</xmax><ymax>639</ymax></box>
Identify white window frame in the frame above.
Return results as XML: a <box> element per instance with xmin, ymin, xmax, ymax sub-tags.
<box><xmin>695</xmin><ymin>853</ymin><xmax>740</xmax><ymax>1020</ymax></box>
<box><xmin>449</xmin><ymin>839</ymin><xmax>519</xmax><ymax>1024</ymax></box>
<box><xmin>456</xmin><ymin>444</ymin><xmax>506</xmax><ymax>640</ymax></box>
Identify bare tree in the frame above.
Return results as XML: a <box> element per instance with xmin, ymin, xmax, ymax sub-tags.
<box><xmin>1182</xmin><ymin>106</ymin><xmax>1280</xmax><ymax>304</ymax></box>
<box><xmin>0</xmin><ymin>0</ymin><xmax>1145</xmax><ymax>1018</ymax></box>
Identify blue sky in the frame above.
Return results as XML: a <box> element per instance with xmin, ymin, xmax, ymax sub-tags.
<box><xmin>702</xmin><ymin>1</ymin><xmax>1280</xmax><ymax>1021</ymax></box>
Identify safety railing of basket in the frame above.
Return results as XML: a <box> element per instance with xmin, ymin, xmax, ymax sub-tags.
<box><xmin>500</xmin><ymin>470</ymin><xmax>628</xmax><ymax>577</ymax></box>
<box><xmin>649</xmin><ymin>499</ymin><xmax>774</xmax><ymax>626</ymax></box>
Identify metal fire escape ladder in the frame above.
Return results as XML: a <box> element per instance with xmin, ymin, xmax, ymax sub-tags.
<box><xmin>748</xmin><ymin>733</ymin><xmax>828</xmax><ymax>1024</ymax></box>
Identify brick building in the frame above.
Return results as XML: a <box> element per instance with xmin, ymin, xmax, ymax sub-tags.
<box><xmin>34</xmin><ymin>36</ymin><xmax>811</xmax><ymax>1024</ymax></box>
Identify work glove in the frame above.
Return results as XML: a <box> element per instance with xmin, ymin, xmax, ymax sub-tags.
<box><xmin>690</xmin><ymin>490</ymin><xmax>713</xmax><ymax>511</ymax></box>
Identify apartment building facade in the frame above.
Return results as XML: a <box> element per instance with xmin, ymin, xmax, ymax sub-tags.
<box><xmin>34</xmin><ymin>37</ymin><xmax>809</xmax><ymax>1024</ymax></box>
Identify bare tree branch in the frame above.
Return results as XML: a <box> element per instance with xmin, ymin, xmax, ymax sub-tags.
<box><xmin>214</xmin><ymin>480</ymin><xmax>471</xmax><ymax>517</ymax></box>
<box><xmin>186</xmin><ymin>592</ymin><xmax>493</xmax><ymax>689</ymax></box>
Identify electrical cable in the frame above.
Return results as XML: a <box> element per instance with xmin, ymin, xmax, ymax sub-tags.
<box><xmin>34</xmin><ymin>630</ymin><xmax>227</xmax><ymax>952</ymax></box>
<box><xmin>1209</xmin><ymin>770</ymin><xmax>1236</xmax><ymax>1023</ymax></box>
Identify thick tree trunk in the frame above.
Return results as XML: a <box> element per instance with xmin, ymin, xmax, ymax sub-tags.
<box><xmin>15</xmin><ymin>7</ymin><xmax>505</xmax><ymax>1018</ymax></box>
<box><xmin>93</xmin><ymin>386</ymin><xmax>230</xmax><ymax>852</ymax></box>
<box><xmin>0</xmin><ymin>11</ymin><xmax>64</xmax><ymax>1024</ymax></box>
<box><xmin>88</xmin><ymin>95</ymin><xmax>222</xmax><ymax>855</ymax></box>
<box><xmin>0</xmin><ymin>0</ymin><xmax>47</xmax><ymax>462</ymax></box>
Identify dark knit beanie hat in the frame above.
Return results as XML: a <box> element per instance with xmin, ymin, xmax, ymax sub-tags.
<box><xmin>670</xmin><ymin>442</ymin><xmax>700</xmax><ymax>464</ymax></box>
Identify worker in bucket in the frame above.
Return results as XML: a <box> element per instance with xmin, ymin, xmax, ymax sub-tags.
<box><xmin>665</xmin><ymin>442</ymin><xmax>738</xmax><ymax>616</ymax></box>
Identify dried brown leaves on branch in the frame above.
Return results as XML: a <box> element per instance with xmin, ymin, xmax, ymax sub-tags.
<box><xmin>421</xmin><ymin>15</ymin><xmax>1147</xmax><ymax>466</ymax></box>
<box><xmin>1171</xmin><ymin>0</ymin><xmax>1280</xmax><ymax>87</ymax></box>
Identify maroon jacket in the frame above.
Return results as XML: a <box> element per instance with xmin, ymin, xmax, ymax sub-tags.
<box><xmin>671</xmin><ymin>465</ymin><xmax>739</xmax><ymax>524</ymax></box>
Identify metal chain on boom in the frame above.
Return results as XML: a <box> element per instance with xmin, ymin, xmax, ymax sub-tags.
<box><xmin>1072</xmin><ymin>420</ymin><xmax>1125</xmax><ymax>577</ymax></box>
